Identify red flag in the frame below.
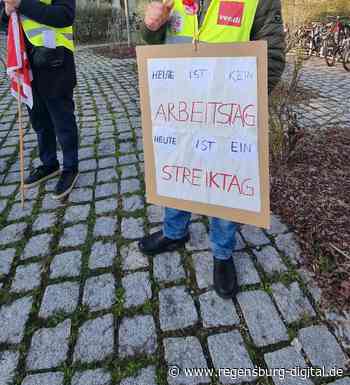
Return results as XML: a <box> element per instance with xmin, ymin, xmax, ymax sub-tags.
<box><xmin>6</xmin><ymin>12</ymin><xmax>33</xmax><ymax>109</ymax></box>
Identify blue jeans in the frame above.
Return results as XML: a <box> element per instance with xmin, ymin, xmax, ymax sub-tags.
<box><xmin>28</xmin><ymin>88</ymin><xmax>78</xmax><ymax>172</ymax></box>
<box><xmin>163</xmin><ymin>208</ymin><xmax>238</xmax><ymax>260</ymax></box>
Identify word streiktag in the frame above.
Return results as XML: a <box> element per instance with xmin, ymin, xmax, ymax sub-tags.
<box><xmin>217</xmin><ymin>1</ymin><xmax>245</xmax><ymax>27</ymax></box>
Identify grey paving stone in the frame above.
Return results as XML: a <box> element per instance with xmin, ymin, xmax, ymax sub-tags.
<box><xmin>153</xmin><ymin>251</ymin><xmax>186</xmax><ymax>283</ymax></box>
<box><xmin>11</xmin><ymin>262</ymin><xmax>42</xmax><ymax>293</ymax></box>
<box><xmin>235</xmin><ymin>232</ymin><xmax>246</xmax><ymax>251</ymax></box>
<box><xmin>0</xmin><ymin>222</ymin><xmax>27</xmax><ymax>246</ymax></box>
<box><xmin>275</xmin><ymin>233</ymin><xmax>302</xmax><ymax>265</ymax></box>
<box><xmin>233</xmin><ymin>252</ymin><xmax>261</xmax><ymax>286</ymax></box>
<box><xmin>21</xmin><ymin>372</ymin><xmax>64</xmax><ymax>385</ymax></box>
<box><xmin>264</xmin><ymin>346</ymin><xmax>312</xmax><ymax>385</ymax></box>
<box><xmin>71</xmin><ymin>369</ymin><xmax>111</xmax><ymax>385</ymax></box>
<box><xmin>119</xmin><ymin>315</ymin><xmax>157</xmax><ymax>357</ymax></box>
<box><xmin>26</xmin><ymin>319</ymin><xmax>71</xmax><ymax>370</ymax></box>
<box><xmin>240</xmin><ymin>224</ymin><xmax>270</xmax><ymax>246</ymax></box>
<box><xmin>237</xmin><ymin>290</ymin><xmax>289</xmax><ymax>347</ymax></box>
<box><xmin>83</xmin><ymin>273</ymin><xmax>115</xmax><ymax>311</ymax></box>
<box><xmin>120</xmin><ymin>178</ymin><xmax>140</xmax><ymax>194</ymax></box>
<box><xmin>95</xmin><ymin>198</ymin><xmax>118</xmax><ymax>214</ymax></box>
<box><xmin>271</xmin><ymin>282</ymin><xmax>316</xmax><ymax>324</ymax></box>
<box><xmin>253</xmin><ymin>246</ymin><xmax>287</xmax><ymax>275</ymax></box>
<box><xmin>297</xmin><ymin>268</ymin><xmax>322</xmax><ymax>305</ymax></box>
<box><xmin>7</xmin><ymin>201</ymin><xmax>34</xmax><ymax>221</ymax></box>
<box><xmin>97</xmin><ymin>168</ymin><xmax>118</xmax><ymax>183</ymax></box>
<box><xmin>119</xmin><ymin>154</ymin><xmax>138</xmax><ymax>165</ymax></box>
<box><xmin>95</xmin><ymin>183</ymin><xmax>118</xmax><ymax>198</ymax></box>
<box><xmin>122</xmin><ymin>195</ymin><xmax>143</xmax><ymax>211</ymax></box>
<box><xmin>0</xmin><ymin>199</ymin><xmax>7</xmax><ymax>214</ymax></box>
<box><xmin>121</xmin><ymin>242</ymin><xmax>149</xmax><ymax>271</ymax></box>
<box><xmin>99</xmin><ymin>157</ymin><xmax>117</xmax><ymax>169</ymax></box>
<box><xmin>0</xmin><ymin>351</ymin><xmax>19</xmax><ymax>385</ymax></box>
<box><xmin>59</xmin><ymin>224</ymin><xmax>87</xmax><ymax>248</ymax></box>
<box><xmin>64</xmin><ymin>204</ymin><xmax>90</xmax><ymax>223</ymax></box>
<box><xmin>0</xmin><ymin>249</ymin><xmax>16</xmax><ymax>276</ymax></box>
<box><xmin>89</xmin><ymin>241</ymin><xmax>116</xmax><ymax>269</ymax></box>
<box><xmin>164</xmin><ymin>337</ymin><xmax>210</xmax><ymax>385</ymax></box>
<box><xmin>120</xmin><ymin>165</ymin><xmax>138</xmax><ymax>179</ymax></box>
<box><xmin>297</xmin><ymin>325</ymin><xmax>348</xmax><ymax>371</ymax></box>
<box><xmin>0</xmin><ymin>296</ymin><xmax>33</xmax><ymax>344</ymax></box>
<box><xmin>120</xmin><ymin>366</ymin><xmax>156</xmax><ymax>385</ymax></box>
<box><xmin>22</xmin><ymin>233</ymin><xmax>52</xmax><ymax>260</ymax></box>
<box><xmin>208</xmin><ymin>331</ymin><xmax>255</xmax><ymax>384</ymax></box>
<box><xmin>80</xmin><ymin>159</ymin><xmax>97</xmax><ymax>171</ymax></box>
<box><xmin>32</xmin><ymin>212</ymin><xmax>56</xmax><ymax>232</ymax></box>
<box><xmin>93</xmin><ymin>217</ymin><xmax>117</xmax><ymax>237</ymax></box>
<box><xmin>192</xmin><ymin>252</ymin><xmax>213</xmax><ymax>289</ymax></box>
<box><xmin>186</xmin><ymin>223</ymin><xmax>210</xmax><ymax>251</ymax></box>
<box><xmin>41</xmin><ymin>195</ymin><xmax>64</xmax><ymax>211</ymax></box>
<box><xmin>0</xmin><ymin>184</ymin><xmax>17</xmax><ymax>197</ymax></box>
<box><xmin>69</xmin><ymin>188</ymin><xmax>93</xmax><ymax>203</ymax></box>
<box><xmin>147</xmin><ymin>205</ymin><xmax>163</xmax><ymax>223</ymax></box>
<box><xmin>159</xmin><ymin>286</ymin><xmax>198</xmax><ymax>331</ymax></box>
<box><xmin>199</xmin><ymin>291</ymin><xmax>239</xmax><ymax>328</ymax></box>
<box><xmin>39</xmin><ymin>282</ymin><xmax>80</xmax><ymax>318</ymax></box>
<box><xmin>50</xmin><ymin>251</ymin><xmax>81</xmax><ymax>278</ymax></box>
<box><xmin>121</xmin><ymin>218</ymin><xmax>144</xmax><ymax>239</ymax></box>
<box><xmin>76</xmin><ymin>171</ymin><xmax>95</xmax><ymax>187</ymax></box>
<box><xmin>266</xmin><ymin>215</ymin><xmax>288</xmax><ymax>236</ymax></box>
<box><xmin>122</xmin><ymin>271</ymin><xmax>152</xmax><ymax>308</ymax></box>
<box><xmin>119</xmin><ymin>141</ymin><xmax>135</xmax><ymax>153</ymax></box>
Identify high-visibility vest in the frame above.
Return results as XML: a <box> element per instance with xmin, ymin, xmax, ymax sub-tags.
<box><xmin>21</xmin><ymin>0</ymin><xmax>74</xmax><ymax>52</ymax></box>
<box><xmin>166</xmin><ymin>0</ymin><xmax>258</xmax><ymax>44</ymax></box>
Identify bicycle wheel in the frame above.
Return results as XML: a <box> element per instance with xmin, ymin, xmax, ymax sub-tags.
<box><xmin>324</xmin><ymin>42</ymin><xmax>337</xmax><ymax>66</ymax></box>
<box><xmin>343</xmin><ymin>50</ymin><xmax>350</xmax><ymax>71</ymax></box>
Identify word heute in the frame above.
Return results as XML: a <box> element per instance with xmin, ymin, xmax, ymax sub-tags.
<box><xmin>154</xmin><ymin>101</ymin><xmax>256</xmax><ymax>127</ymax></box>
<box><xmin>161</xmin><ymin>165</ymin><xmax>255</xmax><ymax>196</ymax></box>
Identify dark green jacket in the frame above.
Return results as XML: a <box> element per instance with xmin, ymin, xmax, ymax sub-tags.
<box><xmin>141</xmin><ymin>0</ymin><xmax>286</xmax><ymax>93</ymax></box>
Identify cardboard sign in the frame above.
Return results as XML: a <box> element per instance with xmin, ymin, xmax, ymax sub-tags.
<box><xmin>136</xmin><ymin>42</ymin><xmax>270</xmax><ymax>228</ymax></box>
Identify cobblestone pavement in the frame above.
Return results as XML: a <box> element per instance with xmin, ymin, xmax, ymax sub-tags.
<box><xmin>284</xmin><ymin>55</ymin><xmax>350</xmax><ymax>130</ymax></box>
<box><xmin>0</xmin><ymin>42</ymin><xmax>350</xmax><ymax>385</ymax></box>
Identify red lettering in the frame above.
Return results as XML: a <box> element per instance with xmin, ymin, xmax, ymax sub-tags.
<box><xmin>241</xmin><ymin>178</ymin><xmax>255</xmax><ymax>196</ymax></box>
<box><xmin>161</xmin><ymin>165</ymin><xmax>172</xmax><ymax>181</ymax></box>
<box><xmin>243</xmin><ymin>104</ymin><xmax>256</xmax><ymax>126</ymax></box>
<box><xmin>209</xmin><ymin>172</ymin><xmax>220</xmax><ymax>189</ymax></box>
<box><xmin>190</xmin><ymin>102</ymin><xmax>205</xmax><ymax>123</ymax></box>
<box><xmin>192</xmin><ymin>168</ymin><xmax>202</xmax><ymax>186</ymax></box>
<box><xmin>182</xmin><ymin>167</ymin><xmax>192</xmax><ymax>184</ymax></box>
<box><xmin>178</xmin><ymin>101</ymin><xmax>189</xmax><ymax>122</ymax></box>
<box><xmin>227</xmin><ymin>175</ymin><xmax>242</xmax><ymax>194</ymax></box>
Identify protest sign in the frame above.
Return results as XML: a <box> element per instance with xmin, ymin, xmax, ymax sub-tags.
<box><xmin>136</xmin><ymin>42</ymin><xmax>269</xmax><ymax>228</ymax></box>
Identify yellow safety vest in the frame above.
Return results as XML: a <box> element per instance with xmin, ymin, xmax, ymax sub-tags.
<box><xmin>21</xmin><ymin>0</ymin><xmax>74</xmax><ymax>52</ymax></box>
<box><xmin>167</xmin><ymin>0</ymin><xmax>258</xmax><ymax>43</ymax></box>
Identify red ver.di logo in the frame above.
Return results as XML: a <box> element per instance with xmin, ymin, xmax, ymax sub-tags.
<box><xmin>217</xmin><ymin>1</ymin><xmax>244</xmax><ymax>27</ymax></box>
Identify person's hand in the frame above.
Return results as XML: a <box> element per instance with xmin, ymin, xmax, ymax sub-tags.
<box><xmin>4</xmin><ymin>3</ymin><xmax>17</xmax><ymax>16</ymax></box>
<box><xmin>144</xmin><ymin>0</ymin><xmax>174</xmax><ymax>31</ymax></box>
<box><xmin>4</xmin><ymin>0</ymin><xmax>21</xmax><ymax>15</ymax></box>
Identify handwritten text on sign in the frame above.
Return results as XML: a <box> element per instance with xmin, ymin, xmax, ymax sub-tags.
<box><xmin>148</xmin><ymin>57</ymin><xmax>260</xmax><ymax>212</ymax></box>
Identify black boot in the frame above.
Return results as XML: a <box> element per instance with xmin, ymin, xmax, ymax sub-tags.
<box><xmin>213</xmin><ymin>256</ymin><xmax>238</xmax><ymax>299</ymax></box>
<box><xmin>138</xmin><ymin>230</ymin><xmax>189</xmax><ymax>255</ymax></box>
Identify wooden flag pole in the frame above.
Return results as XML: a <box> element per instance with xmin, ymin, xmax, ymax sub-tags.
<box><xmin>16</xmin><ymin>70</ymin><xmax>25</xmax><ymax>208</ymax></box>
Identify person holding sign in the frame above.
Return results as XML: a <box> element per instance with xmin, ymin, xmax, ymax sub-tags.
<box><xmin>138</xmin><ymin>0</ymin><xmax>285</xmax><ymax>298</ymax></box>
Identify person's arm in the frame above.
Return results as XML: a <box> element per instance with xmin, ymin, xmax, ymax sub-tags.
<box><xmin>250</xmin><ymin>0</ymin><xmax>286</xmax><ymax>93</ymax></box>
<box><xmin>18</xmin><ymin>0</ymin><xmax>75</xmax><ymax>28</ymax></box>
